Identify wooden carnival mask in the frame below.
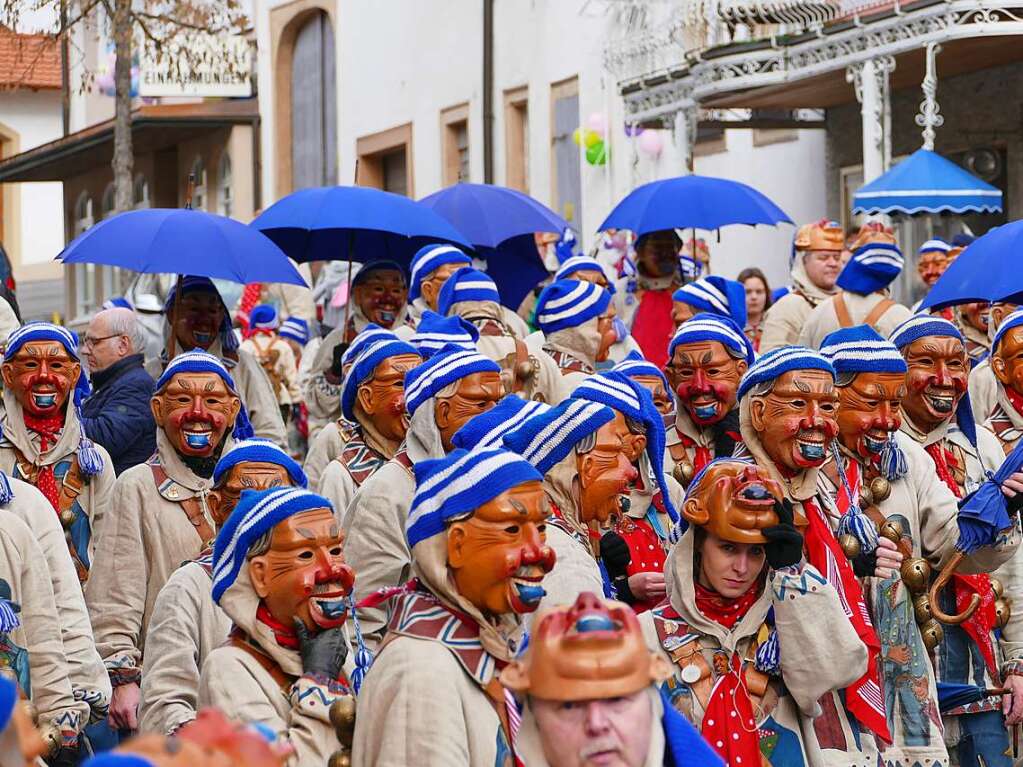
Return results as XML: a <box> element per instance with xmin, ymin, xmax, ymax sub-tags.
<box><xmin>595</xmin><ymin>303</ymin><xmax>618</xmax><ymax>364</ymax></box>
<box><xmin>835</xmin><ymin>372</ymin><xmax>906</xmax><ymax>460</ymax></box>
<box><xmin>631</xmin><ymin>374</ymin><xmax>674</xmax><ymax>420</ymax></box>
<box><xmin>500</xmin><ymin>592</ymin><xmax>670</xmax><ymax>700</ymax></box>
<box><xmin>671</xmin><ymin>300</ymin><xmax>696</xmax><ymax>331</ymax></box>
<box><xmin>208</xmin><ymin>462</ymin><xmax>294</xmax><ymax>528</ymax></box>
<box><xmin>447</xmin><ymin>479</ymin><xmax>555</xmax><ymax>617</ymax></box>
<box><xmin>992</xmin><ymin>325</ymin><xmax>1023</xmax><ymax>398</ymax></box>
<box><xmin>749</xmin><ymin>369</ymin><xmax>839</xmax><ymax>472</ymax></box>
<box><xmin>248</xmin><ymin>506</ymin><xmax>355</xmax><ymax>632</ymax></box>
<box><xmin>352</xmin><ymin>268</ymin><xmax>407</xmax><ymax>327</ymax></box>
<box><xmin>151</xmin><ymin>372</ymin><xmax>241</xmax><ymax>457</ymax></box>
<box><xmin>901</xmin><ymin>336</ymin><xmax>969</xmax><ymax>433</ymax></box>
<box><xmin>168</xmin><ymin>290</ymin><xmax>225</xmax><ymax>351</ymax></box>
<box><xmin>682</xmin><ymin>461</ymin><xmax>786</xmax><ymax>545</ymax></box>
<box><xmin>574</xmin><ymin>412</ymin><xmax>639</xmax><ymax>525</ymax></box>
<box><xmin>434</xmin><ymin>371</ymin><xmax>505</xmax><ymax>451</ymax></box>
<box><xmin>568</xmin><ymin>268</ymin><xmax>610</xmax><ymax>291</ymax></box>
<box><xmin>355</xmin><ymin>353</ymin><xmax>421</xmax><ymax>443</ymax></box>
<box><xmin>667</xmin><ymin>339</ymin><xmax>748</xmax><ymax>427</ymax></box>
<box><xmin>1</xmin><ymin>341</ymin><xmax>80</xmax><ymax>419</ymax></box>
<box><xmin>420</xmin><ymin>262</ymin><xmax>468</xmax><ymax>311</ymax></box>
<box><xmin>960</xmin><ymin>302</ymin><xmax>990</xmax><ymax>335</ymax></box>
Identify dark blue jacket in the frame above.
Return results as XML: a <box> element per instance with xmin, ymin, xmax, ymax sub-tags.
<box><xmin>81</xmin><ymin>354</ymin><xmax>156</xmax><ymax>475</ymax></box>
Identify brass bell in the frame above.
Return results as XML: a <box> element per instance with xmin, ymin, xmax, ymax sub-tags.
<box><xmin>995</xmin><ymin>598</ymin><xmax>1012</xmax><ymax>629</ymax></box>
<box><xmin>673</xmin><ymin>461</ymin><xmax>695</xmax><ymax>488</ymax></box>
<box><xmin>869</xmin><ymin>476</ymin><xmax>891</xmax><ymax>503</ymax></box>
<box><xmin>515</xmin><ymin>361</ymin><xmax>535</xmax><ymax>381</ymax></box>
<box><xmin>328</xmin><ymin>751</ymin><xmax>352</xmax><ymax>767</ymax></box>
<box><xmin>919</xmin><ymin>619</ymin><xmax>945</xmax><ymax>650</ymax></box>
<box><xmin>900</xmin><ymin>557</ymin><xmax>932</xmax><ymax>594</ymax></box>
<box><xmin>912</xmin><ymin>594</ymin><xmax>932</xmax><ymax>625</ymax></box>
<box><xmin>37</xmin><ymin>721</ymin><xmax>61</xmax><ymax>757</ymax></box>
<box><xmin>991</xmin><ymin>577</ymin><xmax>1005</xmax><ymax>599</ymax></box>
<box><xmin>330</xmin><ymin>694</ymin><xmax>357</xmax><ymax>743</ymax></box>
<box><xmin>859</xmin><ymin>487</ymin><xmax>874</xmax><ymax>507</ymax></box>
<box><xmin>839</xmin><ymin>534</ymin><xmax>861</xmax><ymax>559</ymax></box>
<box><xmin>879</xmin><ymin>518</ymin><xmax>904</xmax><ymax>544</ymax></box>
<box><xmin>59</xmin><ymin>507</ymin><xmax>76</xmax><ymax>529</ymax></box>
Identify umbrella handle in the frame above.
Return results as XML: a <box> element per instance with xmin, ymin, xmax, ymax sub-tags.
<box><xmin>927</xmin><ymin>551</ymin><xmax>981</xmax><ymax>625</ymax></box>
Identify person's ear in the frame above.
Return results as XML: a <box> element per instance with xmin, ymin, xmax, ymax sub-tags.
<box><xmin>68</xmin><ymin>361</ymin><xmax>81</xmax><ymax>387</ymax></box>
<box><xmin>228</xmin><ymin>396</ymin><xmax>241</xmax><ymax>424</ymax></box>
<box><xmin>682</xmin><ymin>497</ymin><xmax>710</xmax><ymax>527</ymax></box>
<box><xmin>207</xmin><ymin>490</ymin><xmax>225</xmax><ymax>526</ymax></box>
<box><xmin>248</xmin><ymin>557</ymin><xmax>271</xmax><ymax>598</ymax></box>
<box><xmin>0</xmin><ymin>364</ymin><xmax>13</xmax><ymax>389</ymax></box>
<box><xmin>749</xmin><ymin>397</ymin><xmax>767</xmax><ymax>431</ymax></box>
<box><xmin>447</xmin><ymin>524</ymin><xmax>467</xmax><ymax>568</ymax></box>
<box><xmin>434</xmin><ymin>398</ymin><xmax>452</xmax><ymax>432</ymax></box>
<box><xmin>736</xmin><ymin>359</ymin><xmax>749</xmax><ymax>378</ymax></box>
<box><xmin>150</xmin><ymin>395</ymin><xmax>166</xmax><ymax>427</ymax></box>
<box><xmin>993</xmin><ymin>353</ymin><xmax>1011</xmax><ymax>385</ymax></box>
<box><xmin>357</xmin><ymin>384</ymin><xmax>376</xmax><ymax>416</ymax></box>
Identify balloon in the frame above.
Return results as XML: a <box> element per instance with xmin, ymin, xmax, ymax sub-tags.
<box><xmin>638</xmin><ymin>129</ymin><xmax>663</xmax><ymax>158</ymax></box>
<box><xmin>572</xmin><ymin>128</ymin><xmax>584</xmax><ymax>146</ymax></box>
<box><xmin>586</xmin><ymin>112</ymin><xmax>608</xmax><ymax>136</ymax></box>
<box><xmin>583</xmin><ymin>130</ymin><xmax>602</xmax><ymax>149</ymax></box>
<box><xmin>586</xmin><ymin>140</ymin><xmax>608</xmax><ymax>166</ymax></box>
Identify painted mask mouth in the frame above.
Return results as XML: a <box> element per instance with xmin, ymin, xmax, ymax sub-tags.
<box><xmin>309</xmin><ymin>589</ymin><xmax>350</xmax><ymax>628</ymax></box>
<box><xmin>924</xmin><ymin>388</ymin><xmax>955</xmax><ymax>414</ymax></box>
<box><xmin>192</xmin><ymin>331</ymin><xmax>214</xmax><ymax>346</ymax></box>
<box><xmin>863</xmin><ymin>429</ymin><xmax>891</xmax><ymax>454</ymax></box>
<box><xmin>795</xmin><ymin>432</ymin><xmax>826</xmax><ymax>462</ymax></box>
<box><xmin>182</xmin><ymin>423</ymin><xmax>213</xmax><ymax>449</ymax></box>
<box><xmin>574</xmin><ymin>610</ymin><xmax>616</xmax><ymax>633</ymax></box>
<box><xmin>31</xmin><ymin>392</ymin><xmax>57</xmax><ymax>409</ymax></box>
<box><xmin>376</xmin><ymin>310</ymin><xmax>397</xmax><ymax>325</ymax></box>
<box><xmin>733</xmin><ymin>480</ymin><xmax>775</xmax><ymax>507</ymax></box>
<box><xmin>510</xmin><ymin>564</ymin><xmax>546</xmax><ymax>610</ymax></box>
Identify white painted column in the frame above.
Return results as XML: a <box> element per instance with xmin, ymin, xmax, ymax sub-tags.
<box><xmin>848</xmin><ymin>57</ymin><xmax>895</xmax><ymax>185</ymax></box>
<box><xmin>673</xmin><ymin>100</ymin><xmax>698</xmax><ymax>175</ymax></box>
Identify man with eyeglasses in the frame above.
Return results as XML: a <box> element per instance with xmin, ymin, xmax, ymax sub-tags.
<box><xmin>80</xmin><ymin>307</ymin><xmax>156</xmax><ymax>475</ymax></box>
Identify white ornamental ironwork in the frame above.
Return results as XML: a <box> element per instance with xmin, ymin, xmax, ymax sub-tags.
<box><xmin>915</xmin><ymin>41</ymin><xmax>944</xmax><ymax>150</ymax></box>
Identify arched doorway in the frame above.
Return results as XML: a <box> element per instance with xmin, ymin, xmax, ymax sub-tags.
<box><xmin>291</xmin><ymin>10</ymin><xmax>337</xmax><ymax>189</ymax></box>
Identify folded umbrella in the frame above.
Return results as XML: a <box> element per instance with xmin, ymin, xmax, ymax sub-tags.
<box><xmin>936</xmin><ymin>682</ymin><xmax>1004</xmax><ymax>714</ymax></box>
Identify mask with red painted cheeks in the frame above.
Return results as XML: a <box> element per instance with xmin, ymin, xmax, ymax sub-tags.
<box><xmin>448</xmin><ymin>480</ymin><xmax>556</xmax><ymax>616</ymax></box>
<box><xmin>151</xmin><ymin>371</ymin><xmax>241</xmax><ymax>457</ymax></box>
<box><xmin>355</xmin><ymin>353</ymin><xmax>422</xmax><ymax>443</ymax></box>
<box><xmin>666</xmin><ymin>339</ymin><xmax>748</xmax><ymax>426</ymax></box>
<box><xmin>575</xmin><ymin>412</ymin><xmax>639</xmax><ymax>524</ymax></box>
<box><xmin>901</xmin><ymin>336</ymin><xmax>969</xmax><ymax>434</ymax></box>
<box><xmin>835</xmin><ymin>372</ymin><xmax>906</xmax><ymax>459</ymax></box>
<box><xmin>750</xmin><ymin>369</ymin><xmax>839</xmax><ymax>471</ymax></box>
<box><xmin>1</xmin><ymin>340</ymin><xmax>80</xmax><ymax>418</ymax></box>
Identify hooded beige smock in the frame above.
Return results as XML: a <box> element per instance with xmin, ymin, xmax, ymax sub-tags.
<box><xmin>970</xmin><ymin>359</ymin><xmax>999</xmax><ymax>423</ymax></box>
<box><xmin>759</xmin><ymin>258</ymin><xmax>838</xmax><ymax>352</ymax></box>
<box><xmin>1</xmin><ymin>477</ymin><xmax>109</xmax><ymax>722</ymax></box>
<box><xmin>984</xmin><ymin>383</ymin><xmax>1023</xmax><ymax>453</ymax></box>
<box><xmin>0</xmin><ymin>388</ymin><xmax>115</xmax><ymax>567</ymax></box>
<box><xmin>304</xmin><ymin>420</ymin><xmax>345</xmax><ymax>492</ymax></box>
<box><xmin>240</xmin><ymin>334</ymin><xmax>301</xmax><ymax>406</ymax></box>
<box><xmin>542</xmin><ymin>320</ymin><xmax>602</xmax><ymax>392</ymax></box>
<box><xmin>199</xmin><ymin>566</ymin><xmax>353</xmax><ymax>765</ymax></box>
<box><xmin>639</xmin><ymin>528</ymin><xmax>866</xmax><ymax>767</ymax></box>
<box><xmin>138</xmin><ymin>556</ymin><xmax>231</xmax><ymax>735</ymax></box>
<box><xmin>318</xmin><ymin>419</ymin><xmax>395</xmax><ymax>525</ymax></box>
<box><xmin>342</xmin><ymin>400</ymin><xmax>448</xmax><ymax>645</ymax></box>
<box><xmin>798</xmin><ymin>291</ymin><xmax>912</xmax><ymax>350</ymax></box>
<box><xmin>664</xmin><ymin>401</ymin><xmax>724</xmax><ymax>473</ymax></box>
<box><xmin>352</xmin><ymin>532</ymin><xmax>522</xmax><ymax>767</ymax></box>
<box><xmin>0</xmin><ymin>509</ymin><xmax>89</xmax><ymax>739</ymax></box>
<box><xmin>85</xmin><ymin>430</ymin><xmax>220</xmax><ymax>681</ymax></box>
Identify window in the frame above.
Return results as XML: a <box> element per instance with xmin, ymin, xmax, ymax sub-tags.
<box><xmin>133</xmin><ymin>174</ymin><xmax>150</xmax><ymax>209</ymax></box>
<box><xmin>190</xmin><ymin>156</ymin><xmax>207</xmax><ymax>210</ymax></box>
<box><xmin>441</xmin><ymin>103</ymin><xmax>470</xmax><ymax>185</ymax></box>
<box><xmin>550</xmin><ymin>77</ymin><xmax>581</xmax><ymax>228</ymax></box>
<box><xmin>101</xmin><ymin>183</ymin><xmax>116</xmax><ymax>219</ymax></box>
<box><xmin>217</xmin><ymin>153</ymin><xmax>233</xmax><ymax>217</ymax></box>
<box><xmin>291</xmin><ymin>10</ymin><xmax>337</xmax><ymax>189</ymax></box>
<box><xmin>356</xmin><ymin>123</ymin><xmax>414</xmax><ymax>197</ymax></box>
<box><xmin>73</xmin><ymin>191</ymin><xmax>94</xmax><ymax>236</ymax></box>
<box><xmin>504</xmin><ymin>87</ymin><xmax>529</xmax><ymax>191</ymax></box>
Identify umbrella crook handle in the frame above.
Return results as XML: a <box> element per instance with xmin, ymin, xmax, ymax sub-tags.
<box><xmin>928</xmin><ymin>551</ymin><xmax>981</xmax><ymax>625</ymax></box>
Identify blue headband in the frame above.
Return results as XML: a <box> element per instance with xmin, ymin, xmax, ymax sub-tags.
<box><xmin>409</xmin><ymin>244</ymin><xmax>472</xmax><ymax>301</ymax></box>
<box><xmin>919</xmin><ymin>239</ymin><xmax>951</xmax><ymax>256</ymax></box>
<box><xmin>341</xmin><ymin>324</ymin><xmax>399</xmax><ymax>368</ymax></box>
<box><xmin>820</xmin><ymin>325</ymin><xmax>908</xmax><ymax>375</ymax></box>
<box><xmin>213</xmin><ymin>438</ymin><xmax>308</xmax><ymax>489</ymax></box>
<box><xmin>437</xmin><ymin>267</ymin><xmax>501</xmax><ymax>316</ymax></box>
<box><xmin>452</xmin><ymin>394</ymin><xmax>551</xmax><ymax>451</ymax></box>
<box><xmin>535</xmin><ymin>279</ymin><xmax>612</xmax><ymax>334</ymax></box>
<box><xmin>278</xmin><ymin>316</ymin><xmax>309</xmax><ymax>345</ymax></box>
<box><xmin>502</xmin><ymin>397</ymin><xmax>616</xmax><ymax>474</ymax></box>
<box><xmin>672</xmin><ymin>276</ymin><xmax>747</xmax><ymax>328</ymax></box>
<box><xmin>668</xmin><ymin>313</ymin><xmax>754</xmax><ymax>366</ymax></box>
<box><xmin>737</xmin><ymin>346</ymin><xmax>836</xmax><ymax>401</ymax></box>
<box><xmin>341</xmin><ymin>338</ymin><xmax>419</xmax><ymax>422</ymax></box>
<box><xmin>402</xmin><ymin>346</ymin><xmax>500</xmax><ymax>416</ymax></box>
<box><xmin>555</xmin><ymin>256</ymin><xmax>615</xmax><ymax>294</ymax></box>
<box><xmin>835</xmin><ymin>242</ymin><xmax>904</xmax><ymax>295</ymax></box>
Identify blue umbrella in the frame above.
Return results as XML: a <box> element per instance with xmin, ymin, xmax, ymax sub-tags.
<box><xmin>598</xmin><ymin>175</ymin><xmax>792</xmax><ymax>236</ymax></box>
<box><xmin>251</xmin><ymin>186</ymin><xmax>471</xmax><ymax>268</ymax></box>
<box><xmin>853</xmin><ymin>149</ymin><xmax>1002</xmax><ymax>216</ymax></box>
<box><xmin>59</xmin><ymin>208</ymin><xmax>307</xmax><ymax>286</ymax></box>
<box><xmin>419</xmin><ymin>183</ymin><xmax>570</xmax><ymax>309</ymax></box>
<box><xmin>936</xmin><ymin>683</ymin><xmax>1003</xmax><ymax>714</ymax></box>
<box><xmin>919</xmin><ymin>220</ymin><xmax>1023</xmax><ymax>311</ymax></box>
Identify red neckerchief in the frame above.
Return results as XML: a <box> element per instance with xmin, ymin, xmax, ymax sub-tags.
<box><xmin>802</xmin><ymin>497</ymin><xmax>891</xmax><ymax>743</ymax></box>
<box><xmin>631</xmin><ymin>289</ymin><xmax>673</xmax><ymax>369</ymax></box>
<box><xmin>256</xmin><ymin>603</ymin><xmax>299</xmax><ymax>650</ymax></box>
<box><xmin>23</xmin><ymin>412</ymin><xmax>65</xmax><ymax>512</ymax></box>
<box><xmin>922</xmin><ymin>439</ymin><xmax>999</xmax><ymax>679</ymax></box>
<box><xmin>694</xmin><ymin>581</ymin><xmax>760</xmax><ymax>629</ymax></box>
<box><xmin>1005</xmin><ymin>385</ymin><xmax>1023</xmax><ymax>419</ymax></box>
<box><xmin>701</xmin><ymin>652</ymin><xmax>761</xmax><ymax>767</ymax></box>
<box><xmin>677</xmin><ymin>433</ymin><xmax>713</xmax><ymax>473</ymax></box>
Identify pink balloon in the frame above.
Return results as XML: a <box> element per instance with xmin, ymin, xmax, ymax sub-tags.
<box><xmin>638</xmin><ymin>129</ymin><xmax>664</xmax><ymax>158</ymax></box>
<box><xmin>586</xmin><ymin>112</ymin><xmax>608</xmax><ymax>136</ymax></box>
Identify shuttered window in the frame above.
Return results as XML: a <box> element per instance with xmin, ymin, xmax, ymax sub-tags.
<box><xmin>291</xmin><ymin>11</ymin><xmax>337</xmax><ymax>189</ymax></box>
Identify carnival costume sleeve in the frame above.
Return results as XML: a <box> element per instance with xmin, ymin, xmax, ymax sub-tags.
<box><xmin>234</xmin><ymin>349</ymin><xmax>289</xmax><ymax>448</ymax></box>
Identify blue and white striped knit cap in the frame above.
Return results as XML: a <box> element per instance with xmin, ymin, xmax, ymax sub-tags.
<box><xmin>155</xmin><ymin>349</ymin><xmax>254</xmax><ymax>440</ymax></box>
<box><xmin>81</xmin><ymin>756</ymin><xmax>154</xmax><ymax>767</ymax></box>
<box><xmin>919</xmin><ymin>238</ymin><xmax>951</xmax><ymax>256</ymax></box>
<box><xmin>535</xmin><ymin>279</ymin><xmax>612</xmax><ymax>335</ymax></box>
<box><xmin>992</xmin><ymin>308</ymin><xmax>1023</xmax><ymax>355</ymax></box>
<box><xmin>212</xmin><ymin>487</ymin><xmax>334</xmax><ymax>603</ymax></box>
<box><xmin>278</xmin><ymin>316</ymin><xmax>309</xmax><ymax>346</ymax></box>
<box><xmin>672</xmin><ymin>276</ymin><xmax>747</xmax><ymax>329</ymax></box>
<box><xmin>437</xmin><ymin>267</ymin><xmax>502</xmax><ymax>316</ymax></box>
<box><xmin>5</xmin><ymin>322</ymin><xmax>89</xmax><ymax>407</ymax></box>
<box><xmin>679</xmin><ymin>254</ymin><xmax>703</xmax><ymax>281</ymax></box>
<box><xmin>407</xmin><ymin>447</ymin><xmax>543</xmax><ymax>549</ymax></box>
<box><xmin>613</xmin><ymin>350</ymin><xmax>669</xmax><ymax>390</ymax></box>
<box><xmin>668</xmin><ymin>313</ymin><xmax>754</xmax><ymax>366</ymax></box>
<box><xmin>889</xmin><ymin>314</ymin><xmax>977</xmax><ymax>447</ymax></box>
<box><xmin>555</xmin><ymin>256</ymin><xmax>615</xmax><ymax>294</ymax></box>
<box><xmin>502</xmin><ymin>397</ymin><xmax>616</xmax><ymax>475</ymax></box>
<box><xmin>820</xmin><ymin>325</ymin><xmax>908</xmax><ymax>375</ymax></box>
<box><xmin>213</xmin><ymin>438</ymin><xmax>308</xmax><ymax>489</ymax></box>
<box><xmin>249</xmin><ymin>304</ymin><xmax>279</xmax><ymax>331</ymax></box>
<box><xmin>164</xmin><ymin>275</ymin><xmax>238</xmax><ymax>353</ymax></box>
<box><xmin>572</xmin><ymin>372</ymin><xmax>678</xmax><ymax>521</ymax></box>
<box><xmin>341</xmin><ymin>324</ymin><xmax>397</xmax><ymax>368</ymax></box>
<box><xmin>836</xmin><ymin>242</ymin><xmax>904</xmax><ymax>295</ymax></box>
<box><xmin>409</xmin><ymin>244</ymin><xmax>472</xmax><ymax>301</ymax></box>
<box><xmin>737</xmin><ymin>346</ymin><xmax>836</xmax><ymax>401</ymax></box>
<box><xmin>411</xmin><ymin>310</ymin><xmax>480</xmax><ymax>359</ymax></box>
<box><xmin>452</xmin><ymin>394</ymin><xmax>551</xmax><ymax>451</ymax></box>
<box><xmin>402</xmin><ymin>345</ymin><xmax>500</xmax><ymax>417</ymax></box>
<box><xmin>340</xmin><ymin>338</ymin><xmax>419</xmax><ymax>421</ymax></box>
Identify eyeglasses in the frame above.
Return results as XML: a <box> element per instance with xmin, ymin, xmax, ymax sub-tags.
<box><xmin>81</xmin><ymin>333</ymin><xmax>123</xmax><ymax>348</ymax></box>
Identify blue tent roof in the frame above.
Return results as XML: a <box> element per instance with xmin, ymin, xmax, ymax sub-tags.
<box><xmin>852</xmin><ymin>148</ymin><xmax>1002</xmax><ymax>216</ymax></box>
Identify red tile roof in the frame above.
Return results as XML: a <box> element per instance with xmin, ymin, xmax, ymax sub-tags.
<box><xmin>0</xmin><ymin>25</ymin><xmax>61</xmax><ymax>90</ymax></box>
